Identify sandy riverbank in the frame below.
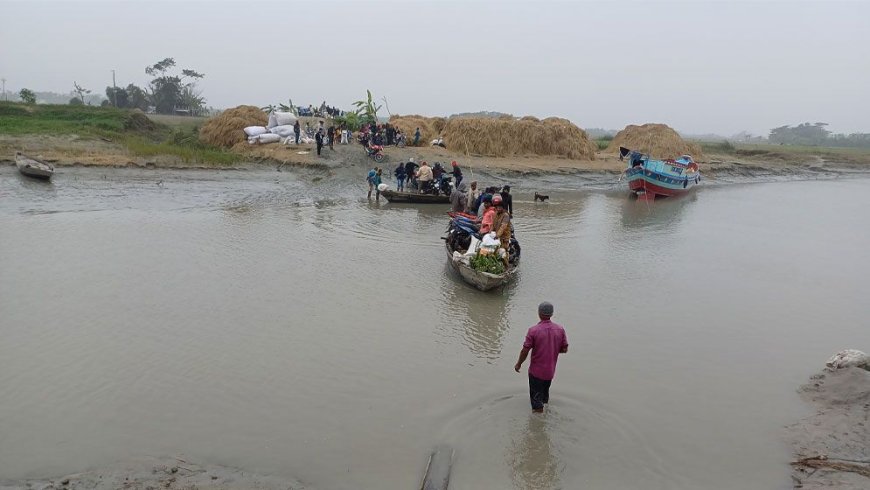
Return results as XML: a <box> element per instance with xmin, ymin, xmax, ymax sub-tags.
<box><xmin>788</xmin><ymin>366</ymin><xmax>870</xmax><ymax>489</ymax></box>
<box><xmin>0</xmin><ymin>456</ymin><xmax>305</xmax><ymax>490</ymax></box>
<box><xmin>3</xmin><ymin>133</ymin><xmax>870</xmax><ymax>180</ymax></box>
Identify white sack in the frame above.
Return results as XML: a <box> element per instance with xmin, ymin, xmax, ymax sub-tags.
<box><xmin>248</xmin><ymin>133</ymin><xmax>281</xmax><ymax>144</ymax></box>
<box><xmin>482</xmin><ymin>232</ymin><xmax>500</xmax><ymax>248</ymax></box>
<box><xmin>274</xmin><ymin>112</ymin><xmax>297</xmax><ymax>126</ymax></box>
<box><xmin>267</xmin><ymin>113</ymin><xmax>278</xmax><ymax>129</ymax></box>
<box><xmin>270</xmin><ymin>125</ymin><xmax>296</xmax><ymax>137</ymax></box>
<box><xmin>244</xmin><ymin>126</ymin><xmax>268</xmax><ymax>137</ymax></box>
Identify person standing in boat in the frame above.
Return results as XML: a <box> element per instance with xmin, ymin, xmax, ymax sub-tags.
<box><xmin>450</xmin><ymin>181</ymin><xmax>469</xmax><ymax>213</ymax></box>
<box><xmin>394</xmin><ymin>162</ymin><xmax>406</xmax><ymax>192</ymax></box>
<box><xmin>514</xmin><ymin>302</ymin><xmax>568</xmax><ymax>413</ymax></box>
<box><xmin>404</xmin><ymin>158</ymin><xmax>419</xmax><ymax>190</ymax></box>
<box><xmin>500</xmin><ymin>185</ymin><xmax>514</xmax><ymax>217</ymax></box>
<box><xmin>466</xmin><ymin>181</ymin><xmax>480</xmax><ymax>213</ymax></box>
<box><xmin>450</xmin><ymin>161</ymin><xmax>463</xmax><ymax>187</ymax></box>
<box><xmin>416</xmin><ymin>161</ymin><xmax>433</xmax><ymax>193</ymax></box>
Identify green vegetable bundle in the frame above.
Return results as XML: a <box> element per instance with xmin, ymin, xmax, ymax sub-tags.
<box><xmin>470</xmin><ymin>253</ymin><xmax>506</xmax><ymax>275</ymax></box>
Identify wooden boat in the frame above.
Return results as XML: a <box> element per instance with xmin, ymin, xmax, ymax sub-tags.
<box><xmin>620</xmin><ymin>147</ymin><xmax>700</xmax><ymax>200</ymax></box>
<box><xmin>444</xmin><ymin>215</ymin><xmax>519</xmax><ymax>291</ymax></box>
<box><xmin>444</xmin><ymin>240</ymin><xmax>519</xmax><ymax>291</ymax></box>
<box><xmin>15</xmin><ymin>152</ymin><xmax>54</xmax><ymax>180</ymax></box>
<box><xmin>381</xmin><ymin>190</ymin><xmax>450</xmax><ymax>204</ymax></box>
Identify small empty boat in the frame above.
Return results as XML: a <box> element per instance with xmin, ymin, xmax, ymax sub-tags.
<box><xmin>15</xmin><ymin>152</ymin><xmax>54</xmax><ymax>180</ymax></box>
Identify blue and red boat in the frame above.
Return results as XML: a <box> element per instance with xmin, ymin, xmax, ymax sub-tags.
<box><xmin>620</xmin><ymin>146</ymin><xmax>701</xmax><ymax>200</ymax></box>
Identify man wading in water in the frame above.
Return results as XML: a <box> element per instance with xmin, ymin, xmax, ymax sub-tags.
<box><xmin>514</xmin><ymin>302</ymin><xmax>568</xmax><ymax>413</ymax></box>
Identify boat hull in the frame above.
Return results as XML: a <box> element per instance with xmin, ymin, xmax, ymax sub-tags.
<box><xmin>444</xmin><ymin>242</ymin><xmax>517</xmax><ymax>291</ymax></box>
<box><xmin>16</xmin><ymin>154</ymin><xmax>54</xmax><ymax>180</ymax></box>
<box><xmin>626</xmin><ymin>167</ymin><xmax>700</xmax><ymax>199</ymax></box>
<box><xmin>382</xmin><ymin>190</ymin><xmax>449</xmax><ymax>204</ymax></box>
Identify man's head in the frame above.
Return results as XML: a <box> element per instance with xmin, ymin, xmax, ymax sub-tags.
<box><xmin>410</xmin><ymin>157</ymin><xmax>415</xmax><ymax>163</ymax></box>
<box><xmin>452</xmin><ymin>161</ymin><xmax>458</xmax><ymax>167</ymax></box>
<box><xmin>470</xmin><ymin>181</ymin><xmax>478</xmax><ymax>189</ymax></box>
<box><xmin>503</xmin><ymin>185</ymin><xmax>511</xmax><ymax>193</ymax></box>
<box><xmin>538</xmin><ymin>301</ymin><xmax>554</xmax><ymax>319</ymax></box>
<box><xmin>482</xmin><ymin>194</ymin><xmax>493</xmax><ymax>206</ymax></box>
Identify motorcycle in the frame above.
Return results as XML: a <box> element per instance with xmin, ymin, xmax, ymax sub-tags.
<box><xmin>366</xmin><ymin>144</ymin><xmax>385</xmax><ymax>163</ymax></box>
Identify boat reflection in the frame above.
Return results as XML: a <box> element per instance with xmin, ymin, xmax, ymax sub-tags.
<box><xmin>440</xmin><ymin>273</ymin><xmax>514</xmax><ymax>362</ymax></box>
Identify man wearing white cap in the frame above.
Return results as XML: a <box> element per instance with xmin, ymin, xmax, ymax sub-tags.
<box><xmin>514</xmin><ymin>302</ymin><xmax>568</xmax><ymax>413</ymax></box>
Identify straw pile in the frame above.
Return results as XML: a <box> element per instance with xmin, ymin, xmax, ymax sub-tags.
<box><xmin>123</xmin><ymin>109</ymin><xmax>157</xmax><ymax>132</ymax></box>
<box><xmin>443</xmin><ymin>116</ymin><xmax>596</xmax><ymax>160</ymax></box>
<box><xmin>389</xmin><ymin>114</ymin><xmax>447</xmax><ymax>144</ymax></box>
<box><xmin>607</xmin><ymin>123</ymin><xmax>703</xmax><ymax>160</ymax></box>
<box><xmin>199</xmin><ymin>105</ymin><xmax>267</xmax><ymax>148</ymax></box>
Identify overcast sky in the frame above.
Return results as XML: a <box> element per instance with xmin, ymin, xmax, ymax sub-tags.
<box><xmin>2</xmin><ymin>0</ymin><xmax>868</xmax><ymax>135</ymax></box>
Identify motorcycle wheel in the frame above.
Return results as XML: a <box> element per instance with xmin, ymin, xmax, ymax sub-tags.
<box><xmin>374</xmin><ymin>153</ymin><xmax>385</xmax><ymax>163</ymax></box>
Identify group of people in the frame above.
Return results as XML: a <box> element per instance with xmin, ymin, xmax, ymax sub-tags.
<box><xmin>451</xmin><ymin>183</ymin><xmax>513</xmax><ymax>217</ymax></box>
<box><xmin>297</xmin><ymin>102</ymin><xmax>344</xmax><ymax>118</ymax></box>
<box><xmin>359</xmin><ymin>122</ymin><xmax>408</xmax><ymax>148</ymax></box>
<box><xmin>452</xmin><ymin>183</ymin><xmax>515</xmax><ymax>254</ymax></box>
<box><xmin>308</xmin><ymin>120</ymin><xmax>355</xmax><ymax>155</ymax></box>
<box><xmin>391</xmin><ymin>158</ymin><xmax>463</xmax><ymax>194</ymax></box>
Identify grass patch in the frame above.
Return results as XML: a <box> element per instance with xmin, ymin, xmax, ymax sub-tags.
<box><xmin>699</xmin><ymin>140</ymin><xmax>737</xmax><ymax>155</ymax></box>
<box><xmin>123</xmin><ymin>137</ymin><xmax>237</xmax><ymax>165</ymax></box>
<box><xmin>595</xmin><ymin>135</ymin><xmax>613</xmax><ymax>150</ymax></box>
<box><xmin>0</xmin><ymin>101</ymin><xmax>236</xmax><ymax>165</ymax></box>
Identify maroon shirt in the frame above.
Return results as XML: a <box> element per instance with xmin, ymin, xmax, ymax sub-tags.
<box><xmin>523</xmin><ymin>319</ymin><xmax>568</xmax><ymax>380</ymax></box>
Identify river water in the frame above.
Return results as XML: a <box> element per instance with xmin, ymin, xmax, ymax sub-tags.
<box><xmin>1</xmin><ymin>166</ymin><xmax>868</xmax><ymax>490</ymax></box>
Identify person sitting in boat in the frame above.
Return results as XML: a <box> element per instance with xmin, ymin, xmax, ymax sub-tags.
<box><xmin>450</xmin><ymin>181</ymin><xmax>469</xmax><ymax>213</ymax></box>
<box><xmin>479</xmin><ymin>195</ymin><xmax>496</xmax><ymax>233</ymax></box>
<box><xmin>491</xmin><ymin>195</ymin><xmax>512</xmax><ymax>253</ymax></box>
<box><xmin>416</xmin><ymin>161</ymin><xmax>434</xmax><ymax>193</ymax></box>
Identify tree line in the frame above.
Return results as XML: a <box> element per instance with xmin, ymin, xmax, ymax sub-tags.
<box><xmin>13</xmin><ymin>57</ymin><xmax>208</xmax><ymax>116</ymax></box>
<box><xmin>769</xmin><ymin>122</ymin><xmax>870</xmax><ymax>149</ymax></box>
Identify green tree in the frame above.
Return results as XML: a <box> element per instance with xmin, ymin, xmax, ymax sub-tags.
<box><xmin>19</xmin><ymin>88</ymin><xmax>36</xmax><ymax>104</ymax></box>
<box><xmin>73</xmin><ymin>82</ymin><xmax>91</xmax><ymax>104</ymax></box>
<box><xmin>69</xmin><ymin>97</ymin><xmax>83</xmax><ymax>105</ymax></box>
<box><xmin>352</xmin><ymin>90</ymin><xmax>383</xmax><ymax>125</ymax></box>
<box><xmin>125</xmin><ymin>84</ymin><xmax>149</xmax><ymax>111</ymax></box>
<box><xmin>145</xmin><ymin>58</ymin><xmax>205</xmax><ymax>114</ymax></box>
<box><xmin>105</xmin><ymin>86</ymin><xmax>129</xmax><ymax>108</ymax></box>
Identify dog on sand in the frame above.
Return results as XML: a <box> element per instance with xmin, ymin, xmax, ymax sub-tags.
<box><xmin>534</xmin><ymin>192</ymin><xmax>550</xmax><ymax>202</ymax></box>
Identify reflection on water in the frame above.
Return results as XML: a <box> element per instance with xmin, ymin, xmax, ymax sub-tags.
<box><xmin>507</xmin><ymin>414</ymin><xmax>560</xmax><ymax>490</ymax></box>
<box><xmin>439</xmin><ymin>273</ymin><xmax>514</xmax><ymax>361</ymax></box>
<box><xmin>619</xmin><ymin>192</ymin><xmax>698</xmax><ymax>231</ymax></box>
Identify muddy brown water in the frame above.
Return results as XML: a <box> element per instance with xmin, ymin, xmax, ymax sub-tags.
<box><xmin>1</xmin><ymin>166</ymin><xmax>868</xmax><ymax>489</ymax></box>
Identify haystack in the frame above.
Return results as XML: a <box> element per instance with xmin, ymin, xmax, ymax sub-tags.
<box><xmin>607</xmin><ymin>123</ymin><xmax>703</xmax><ymax>160</ymax></box>
<box><xmin>389</xmin><ymin>115</ymin><xmax>447</xmax><ymax>145</ymax></box>
<box><xmin>123</xmin><ymin>109</ymin><xmax>157</xmax><ymax>132</ymax></box>
<box><xmin>443</xmin><ymin>116</ymin><xmax>596</xmax><ymax>160</ymax></box>
<box><xmin>199</xmin><ymin>105</ymin><xmax>267</xmax><ymax>148</ymax></box>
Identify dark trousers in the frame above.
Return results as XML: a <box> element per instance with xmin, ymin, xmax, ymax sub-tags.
<box><xmin>295</xmin><ymin>132</ymin><xmax>300</xmax><ymax>144</ymax></box>
<box><xmin>528</xmin><ymin>373</ymin><xmax>552</xmax><ymax>410</ymax></box>
<box><xmin>316</xmin><ymin>143</ymin><xmax>323</xmax><ymax>155</ymax></box>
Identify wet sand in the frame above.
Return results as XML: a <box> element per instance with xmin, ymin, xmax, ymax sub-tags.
<box><xmin>788</xmin><ymin>367</ymin><xmax>870</xmax><ymax>489</ymax></box>
<box><xmin>0</xmin><ymin>456</ymin><xmax>305</xmax><ymax>490</ymax></box>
